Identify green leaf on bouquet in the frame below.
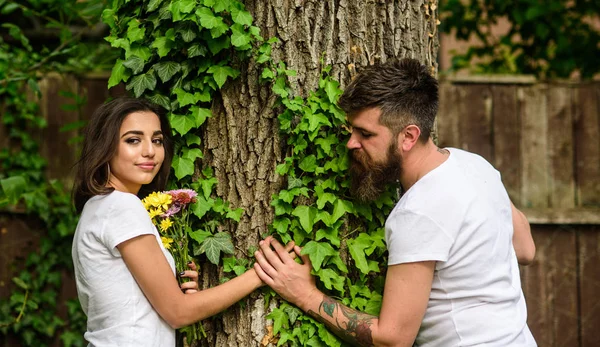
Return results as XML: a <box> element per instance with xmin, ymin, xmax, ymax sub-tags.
<box><xmin>199</xmin><ymin>232</ymin><xmax>234</xmax><ymax>264</ymax></box>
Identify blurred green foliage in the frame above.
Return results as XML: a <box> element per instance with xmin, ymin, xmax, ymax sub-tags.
<box><xmin>441</xmin><ymin>0</ymin><xmax>600</xmax><ymax>79</ymax></box>
<box><xmin>0</xmin><ymin>0</ymin><xmax>116</xmax><ymax>345</ymax></box>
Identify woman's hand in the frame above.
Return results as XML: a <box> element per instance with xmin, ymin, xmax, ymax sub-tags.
<box><xmin>179</xmin><ymin>261</ymin><xmax>199</xmax><ymax>294</ymax></box>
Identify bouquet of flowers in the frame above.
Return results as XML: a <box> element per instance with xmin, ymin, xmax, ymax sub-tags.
<box><xmin>142</xmin><ymin>189</ymin><xmax>204</xmax><ymax>344</ymax></box>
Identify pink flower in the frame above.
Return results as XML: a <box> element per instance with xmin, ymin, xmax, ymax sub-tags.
<box><xmin>165</xmin><ymin>189</ymin><xmax>198</xmax><ymax>205</ymax></box>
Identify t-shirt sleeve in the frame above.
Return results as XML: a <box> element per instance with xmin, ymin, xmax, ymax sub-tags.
<box><xmin>385</xmin><ymin>209</ymin><xmax>454</xmax><ymax>265</ymax></box>
<box><xmin>102</xmin><ymin>194</ymin><xmax>156</xmax><ymax>257</ymax></box>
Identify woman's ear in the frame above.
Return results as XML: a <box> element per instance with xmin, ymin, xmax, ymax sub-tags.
<box><xmin>399</xmin><ymin>125</ymin><xmax>421</xmax><ymax>152</ymax></box>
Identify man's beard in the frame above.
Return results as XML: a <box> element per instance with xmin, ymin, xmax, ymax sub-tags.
<box><xmin>349</xmin><ymin>141</ymin><xmax>402</xmax><ymax>203</ymax></box>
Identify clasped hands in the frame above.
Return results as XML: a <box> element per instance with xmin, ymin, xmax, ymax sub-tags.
<box><xmin>253</xmin><ymin>236</ymin><xmax>320</xmax><ymax>311</ymax></box>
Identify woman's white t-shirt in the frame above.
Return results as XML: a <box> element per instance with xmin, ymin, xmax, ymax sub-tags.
<box><xmin>386</xmin><ymin>148</ymin><xmax>536</xmax><ymax>346</ymax></box>
<box><xmin>72</xmin><ymin>190</ymin><xmax>176</xmax><ymax>347</ymax></box>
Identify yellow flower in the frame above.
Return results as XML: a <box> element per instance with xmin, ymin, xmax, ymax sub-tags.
<box><xmin>161</xmin><ymin>236</ymin><xmax>174</xmax><ymax>250</ymax></box>
<box><xmin>148</xmin><ymin>208</ymin><xmax>162</xmax><ymax>219</ymax></box>
<box><xmin>159</xmin><ymin>218</ymin><xmax>173</xmax><ymax>232</ymax></box>
<box><xmin>142</xmin><ymin>192</ymin><xmax>172</xmax><ymax>211</ymax></box>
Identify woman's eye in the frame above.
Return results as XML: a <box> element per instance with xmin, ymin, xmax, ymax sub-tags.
<box><xmin>125</xmin><ymin>138</ymin><xmax>140</xmax><ymax>144</ymax></box>
<box><xmin>153</xmin><ymin>138</ymin><xmax>164</xmax><ymax>145</ymax></box>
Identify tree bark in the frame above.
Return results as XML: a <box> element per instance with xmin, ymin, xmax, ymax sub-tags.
<box><xmin>199</xmin><ymin>1</ymin><xmax>438</xmax><ymax>345</ymax></box>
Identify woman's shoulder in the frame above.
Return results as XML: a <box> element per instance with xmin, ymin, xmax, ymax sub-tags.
<box><xmin>87</xmin><ymin>190</ymin><xmax>144</xmax><ymax>214</ymax></box>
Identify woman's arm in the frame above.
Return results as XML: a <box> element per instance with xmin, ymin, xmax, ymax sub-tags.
<box><xmin>118</xmin><ymin>235</ymin><xmax>264</xmax><ymax>328</ymax></box>
<box><xmin>511</xmin><ymin>202</ymin><xmax>536</xmax><ymax>265</ymax></box>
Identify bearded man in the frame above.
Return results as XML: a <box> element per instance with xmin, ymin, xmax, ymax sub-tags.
<box><xmin>254</xmin><ymin>58</ymin><xmax>537</xmax><ymax>347</ymax></box>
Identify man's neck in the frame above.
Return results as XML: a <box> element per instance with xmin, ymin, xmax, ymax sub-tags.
<box><xmin>400</xmin><ymin>140</ymin><xmax>449</xmax><ymax>191</ymax></box>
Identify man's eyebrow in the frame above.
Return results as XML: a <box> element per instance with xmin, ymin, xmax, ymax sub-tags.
<box><xmin>120</xmin><ymin>130</ymin><xmax>163</xmax><ymax>138</ymax></box>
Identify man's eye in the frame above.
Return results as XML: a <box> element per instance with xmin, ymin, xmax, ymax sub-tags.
<box><xmin>361</xmin><ymin>132</ymin><xmax>372</xmax><ymax>138</ymax></box>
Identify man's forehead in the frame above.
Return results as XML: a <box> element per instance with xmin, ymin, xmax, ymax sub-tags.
<box><xmin>346</xmin><ymin>107</ymin><xmax>383</xmax><ymax>127</ymax></box>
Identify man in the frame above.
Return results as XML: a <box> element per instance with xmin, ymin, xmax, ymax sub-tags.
<box><xmin>254</xmin><ymin>58</ymin><xmax>537</xmax><ymax>346</ymax></box>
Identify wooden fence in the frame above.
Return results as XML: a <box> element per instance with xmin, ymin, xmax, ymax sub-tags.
<box><xmin>1</xmin><ymin>74</ymin><xmax>599</xmax><ymax>346</ymax></box>
<box><xmin>438</xmin><ymin>75</ymin><xmax>600</xmax><ymax>347</ymax></box>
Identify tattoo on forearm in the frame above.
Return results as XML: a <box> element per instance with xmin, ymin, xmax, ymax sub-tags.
<box><xmin>307</xmin><ymin>296</ymin><xmax>375</xmax><ymax>347</ymax></box>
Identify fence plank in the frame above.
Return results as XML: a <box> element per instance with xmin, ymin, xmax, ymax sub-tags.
<box><xmin>579</xmin><ymin>226</ymin><xmax>600</xmax><ymax>347</ymax></box>
<box><xmin>458</xmin><ymin>84</ymin><xmax>493</xmax><ymax>162</ymax></box>
<box><xmin>547</xmin><ymin>86</ymin><xmax>575</xmax><ymax>208</ymax></box>
<box><xmin>492</xmin><ymin>85</ymin><xmax>521</xmax><ymax>203</ymax></box>
<box><xmin>437</xmin><ymin>82</ymin><xmax>461</xmax><ymax>148</ymax></box>
<box><xmin>574</xmin><ymin>84</ymin><xmax>600</xmax><ymax>206</ymax></box>
<box><xmin>37</xmin><ymin>74</ymin><xmax>81</xmax><ymax>181</ymax></box>
<box><xmin>524</xmin><ymin>226</ymin><xmax>579</xmax><ymax>347</ymax></box>
<box><xmin>519</xmin><ymin>84</ymin><xmax>549</xmax><ymax>208</ymax></box>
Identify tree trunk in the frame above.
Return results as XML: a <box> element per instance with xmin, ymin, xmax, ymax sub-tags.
<box><xmin>199</xmin><ymin>1</ymin><xmax>438</xmax><ymax>345</ymax></box>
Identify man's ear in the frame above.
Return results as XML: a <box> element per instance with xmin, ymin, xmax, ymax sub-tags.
<box><xmin>398</xmin><ymin>125</ymin><xmax>421</xmax><ymax>152</ymax></box>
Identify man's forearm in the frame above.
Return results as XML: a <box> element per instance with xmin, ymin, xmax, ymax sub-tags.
<box><xmin>305</xmin><ymin>294</ymin><xmax>377</xmax><ymax>347</ymax></box>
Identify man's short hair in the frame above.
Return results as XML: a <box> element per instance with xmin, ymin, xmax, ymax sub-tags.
<box><xmin>338</xmin><ymin>58</ymin><xmax>438</xmax><ymax>142</ymax></box>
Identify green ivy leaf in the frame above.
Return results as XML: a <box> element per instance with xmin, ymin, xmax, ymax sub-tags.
<box><xmin>185</xmin><ymin>133</ymin><xmax>202</xmax><ymax>146</ymax></box>
<box><xmin>190</xmin><ymin>106</ymin><xmax>212</xmax><ymax>127</ymax></box>
<box><xmin>298</xmin><ymin>155</ymin><xmax>317</xmax><ymax>172</ymax></box>
<box><xmin>122</xmin><ymin>55</ymin><xmax>145</xmax><ymax>74</ymax></box>
<box><xmin>127</xmin><ymin>19</ymin><xmax>145</xmax><ymax>43</ymax></box>
<box><xmin>317</xmin><ymin>268</ymin><xmax>345</xmax><ymax>293</ymax></box>
<box><xmin>189</xmin><ymin>229</ymin><xmax>212</xmax><ymax>244</ymax></box>
<box><xmin>230</xmin><ymin>6</ymin><xmax>253</xmax><ymax>26</ymax></box>
<box><xmin>210</xmin><ymin>19</ymin><xmax>229</xmax><ymax>38</ymax></box>
<box><xmin>301</xmin><ymin>241</ymin><xmax>336</xmax><ymax>271</ymax></box>
<box><xmin>330</xmin><ymin>199</ymin><xmax>353</xmax><ymax>224</ymax></box>
<box><xmin>130</xmin><ymin>45</ymin><xmax>152</xmax><ymax>62</ymax></box>
<box><xmin>199</xmin><ymin>232</ymin><xmax>235</xmax><ymax>265</ymax></box>
<box><xmin>172</xmin><ymin>155</ymin><xmax>195</xmax><ymax>179</ymax></box>
<box><xmin>207</xmin><ymin>35</ymin><xmax>231</xmax><ymax>54</ymax></box>
<box><xmin>152</xmin><ymin>36</ymin><xmax>174</xmax><ymax>58</ymax></box>
<box><xmin>178</xmin><ymin>0</ymin><xmax>197</xmax><ymax>13</ymax></box>
<box><xmin>292</xmin><ymin>205</ymin><xmax>317</xmax><ymax>233</ymax></box>
<box><xmin>273</xmin><ymin>76</ymin><xmax>288</xmax><ymax>98</ymax></box>
<box><xmin>108</xmin><ymin>59</ymin><xmax>131</xmax><ymax>88</ymax></box>
<box><xmin>207</xmin><ymin>64</ymin><xmax>240</xmax><ymax>88</ymax></box>
<box><xmin>196</xmin><ymin>7</ymin><xmax>220</xmax><ymax>28</ymax></box>
<box><xmin>200</xmin><ymin>176</ymin><xmax>218</xmax><ymax>199</ymax></box>
<box><xmin>212</xmin><ymin>0</ymin><xmax>230</xmax><ymax>12</ymax></box>
<box><xmin>324</xmin><ymin>78</ymin><xmax>341</xmax><ymax>104</ymax></box>
<box><xmin>147</xmin><ymin>93</ymin><xmax>171</xmax><ymax>111</ymax></box>
<box><xmin>169</xmin><ymin>113</ymin><xmax>197</xmax><ymax>135</ymax></box>
<box><xmin>226</xmin><ymin>207</ymin><xmax>244</xmax><ymax>222</ymax></box>
<box><xmin>154</xmin><ymin>61</ymin><xmax>181</xmax><ymax>83</ymax></box>
<box><xmin>230</xmin><ymin>23</ymin><xmax>251</xmax><ymax>47</ymax></box>
<box><xmin>188</xmin><ymin>44</ymin><xmax>208</xmax><ymax>58</ymax></box>
<box><xmin>146</xmin><ymin>0</ymin><xmax>163</xmax><ymax>12</ymax></box>
<box><xmin>347</xmin><ymin>234</ymin><xmax>372</xmax><ymax>275</ymax></box>
<box><xmin>266</xmin><ymin>306</ymin><xmax>289</xmax><ymax>336</ymax></box>
<box><xmin>317</xmin><ymin>324</ymin><xmax>342</xmax><ymax>347</ymax></box>
<box><xmin>192</xmin><ymin>196</ymin><xmax>214</xmax><ymax>219</ymax></box>
<box><xmin>126</xmin><ymin>71</ymin><xmax>157</xmax><ymax>97</ymax></box>
<box><xmin>272</xmin><ymin>217</ymin><xmax>291</xmax><ymax>235</ymax></box>
<box><xmin>182</xmin><ymin>148</ymin><xmax>203</xmax><ymax>161</ymax></box>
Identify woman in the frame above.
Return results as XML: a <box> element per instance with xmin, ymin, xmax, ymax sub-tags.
<box><xmin>72</xmin><ymin>97</ymin><xmax>279</xmax><ymax>346</ymax></box>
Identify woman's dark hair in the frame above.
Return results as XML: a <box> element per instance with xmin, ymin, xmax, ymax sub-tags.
<box><xmin>73</xmin><ymin>97</ymin><xmax>174</xmax><ymax>214</ymax></box>
<box><xmin>338</xmin><ymin>58</ymin><xmax>438</xmax><ymax>142</ymax></box>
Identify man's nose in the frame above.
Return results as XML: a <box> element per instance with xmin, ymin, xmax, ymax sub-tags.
<box><xmin>346</xmin><ymin>132</ymin><xmax>361</xmax><ymax>150</ymax></box>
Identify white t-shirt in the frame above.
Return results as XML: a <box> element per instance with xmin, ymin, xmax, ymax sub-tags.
<box><xmin>385</xmin><ymin>148</ymin><xmax>536</xmax><ymax>346</ymax></box>
<box><xmin>72</xmin><ymin>190</ymin><xmax>176</xmax><ymax>347</ymax></box>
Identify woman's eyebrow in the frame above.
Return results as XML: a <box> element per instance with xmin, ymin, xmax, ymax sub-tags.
<box><xmin>120</xmin><ymin>130</ymin><xmax>163</xmax><ymax>138</ymax></box>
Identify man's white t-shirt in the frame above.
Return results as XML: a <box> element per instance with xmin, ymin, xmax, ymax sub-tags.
<box><xmin>72</xmin><ymin>190</ymin><xmax>176</xmax><ymax>347</ymax></box>
<box><xmin>385</xmin><ymin>148</ymin><xmax>537</xmax><ymax>346</ymax></box>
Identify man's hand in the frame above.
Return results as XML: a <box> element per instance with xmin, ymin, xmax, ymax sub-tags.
<box><xmin>253</xmin><ymin>236</ymin><xmax>320</xmax><ymax>310</ymax></box>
